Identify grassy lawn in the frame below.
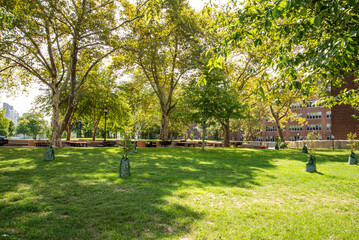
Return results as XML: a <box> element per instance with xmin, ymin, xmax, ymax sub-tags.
<box><xmin>0</xmin><ymin>147</ymin><xmax>358</xmax><ymax>239</ymax></box>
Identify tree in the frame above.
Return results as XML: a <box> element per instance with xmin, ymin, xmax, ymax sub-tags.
<box><xmin>118</xmin><ymin>0</ymin><xmax>204</xmax><ymax>141</ymax></box>
<box><xmin>119</xmin><ymin>72</ymin><xmax>161</xmax><ymax>139</ymax></box>
<box><xmin>77</xmin><ymin>68</ymin><xmax>130</xmax><ymax>141</ymax></box>
<box><xmin>15</xmin><ymin>112</ymin><xmax>46</xmax><ymax>139</ymax></box>
<box><xmin>0</xmin><ymin>109</ymin><xmax>10</xmax><ymax>136</ymax></box>
<box><xmin>7</xmin><ymin>120</ymin><xmax>15</xmax><ymax>136</ymax></box>
<box><xmin>1</xmin><ymin>0</ymin><xmax>140</xmax><ymax>146</ymax></box>
<box><xmin>210</xmin><ymin>0</ymin><xmax>359</xmax><ymax>106</ymax></box>
<box><xmin>235</xmin><ymin>101</ymin><xmax>267</xmax><ymax>141</ymax></box>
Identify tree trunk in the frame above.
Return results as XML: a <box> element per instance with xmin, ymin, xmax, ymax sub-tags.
<box><xmin>222</xmin><ymin>119</ymin><xmax>230</xmax><ymax>147</ymax></box>
<box><xmin>66</xmin><ymin>115</ymin><xmax>77</xmax><ymax>141</ymax></box>
<box><xmin>160</xmin><ymin>112</ymin><xmax>169</xmax><ymax>141</ymax></box>
<box><xmin>202</xmin><ymin>124</ymin><xmax>206</xmax><ymax>151</ymax></box>
<box><xmin>51</xmin><ymin>91</ymin><xmax>62</xmax><ymax>147</ymax></box>
<box><xmin>277</xmin><ymin>125</ymin><xmax>285</xmax><ymax>144</ymax></box>
<box><xmin>92</xmin><ymin>119</ymin><xmax>101</xmax><ymax>141</ymax></box>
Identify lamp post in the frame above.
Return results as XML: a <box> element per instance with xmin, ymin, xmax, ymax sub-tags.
<box><xmin>331</xmin><ymin>133</ymin><xmax>335</xmax><ymax>151</ymax></box>
<box><xmin>104</xmin><ymin>106</ymin><xmax>108</xmax><ymax>143</ymax></box>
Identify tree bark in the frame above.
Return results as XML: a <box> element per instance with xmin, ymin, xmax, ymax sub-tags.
<box><xmin>51</xmin><ymin>90</ymin><xmax>62</xmax><ymax>147</ymax></box>
<box><xmin>92</xmin><ymin>118</ymin><xmax>101</xmax><ymax>141</ymax></box>
<box><xmin>160</xmin><ymin>112</ymin><xmax>169</xmax><ymax>141</ymax></box>
<box><xmin>222</xmin><ymin>118</ymin><xmax>230</xmax><ymax>147</ymax></box>
<box><xmin>201</xmin><ymin>124</ymin><xmax>206</xmax><ymax>151</ymax></box>
<box><xmin>270</xmin><ymin>106</ymin><xmax>286</xmax><ymax>144</ymax></box>
<box><xmin>66</xmin><ymin>115</ymin><xmax>77</xmax><ymax>141</ymax></box>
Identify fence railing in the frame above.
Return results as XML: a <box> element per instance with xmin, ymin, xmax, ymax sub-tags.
<box><xmin>245</xmin><ymin>140</ymin><xmax>355</xmax><ymax>149</ymax></box>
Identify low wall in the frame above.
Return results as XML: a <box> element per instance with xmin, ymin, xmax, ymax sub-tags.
<box><xmin>288</xmin><ymin>140</ymin><xmax>353</xmax><ymax>149</ymax></box>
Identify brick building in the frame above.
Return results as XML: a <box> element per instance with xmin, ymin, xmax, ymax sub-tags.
<box><xmin>260</xmin><ymin>100</ymin><xmax>332</xmax><ymax>142</ymax></box>
<box><xmin>331</xmin><ymin>74</ymin><xmax>359</xmax><ymax>140</ymax></box>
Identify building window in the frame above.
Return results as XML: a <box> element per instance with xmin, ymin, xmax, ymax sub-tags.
<box><xmin>289</xmin><ymin>136</ymin><xmax>301</xmax><ymax>141</ymax></box>
<box><xmin>289</xmin><ymin>125</ymin><xmax>303</xmax><ymax>132</ymax></box>
<box><xmin>265</xmin><ymin>136</ymin><xmax>275</xmax><ymax>142</ymax></box>
<box><xmin>306</xmin><ymin>112</ymin><xmax>322</xmax><ymax>120</ymax></box>
<box><xmin>290</xmin><ymin>103</ymin><xmax>302</xmax><ymax>110</ymax></box>
<box><xmin>326</xmin><ymin>111</ymin><xmax>331</xmax><ymax>119</ymax></box>
<box><xmin>326</xmin><ymin>124</ymin><xmax>331</xmax><ymax>131</ymax></box>
<box><xmin>307</xmin><ymin>124</ymin><xmax>322</xmax><ymax>131</ymax></box>
<box><xmin>256</xmin><ymin>137</ymin><xmax>263</xmax><ymax>141</ymax></box>
<box><xmin>266</xmin><ymin>126</ymin><xmax>277</xmax><ymax>132</ymax></box>
<box><xmin>306</xmin><ymin>101</ymin><xmax>322</xmax><ymax>108</ymax></box>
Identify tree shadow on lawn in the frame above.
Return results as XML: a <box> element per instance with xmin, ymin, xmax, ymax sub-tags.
<box><xmin>0</xmin><ymin>147</ymin><xmax>277</xmax><ymax>239</ymax></box>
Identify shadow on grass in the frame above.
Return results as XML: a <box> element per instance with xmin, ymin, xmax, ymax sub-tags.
<box><xmin>0</xmin><ymin>147</ymin><xmax>277</xmax><ymax>239</ymax></box>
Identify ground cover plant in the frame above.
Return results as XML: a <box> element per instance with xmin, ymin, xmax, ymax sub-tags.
<box><xmin>0</xmin><ymin>147</ymin><xmax>358</xmax><ymax>239</ymax></box>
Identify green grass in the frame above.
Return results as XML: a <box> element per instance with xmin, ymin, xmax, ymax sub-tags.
<box><xmin>0</xmin><ymin>147</ymin><xmax>358</xmax><ymax>239</ymax></box>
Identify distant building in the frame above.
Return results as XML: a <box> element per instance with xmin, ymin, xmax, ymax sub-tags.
<box><xmin>331</xmin><ymin>74</ymin><xmax>359</xmax><ymax>140</ymax></box>
<box><xmin>260</xmin><ymin>101</ymin><xmax>332</xmax><ymax>142</ymax></box>
<box><xmin>3</xmin><ymin>102</ymin><xmax>19</xmax><ymax>126</ymax></box>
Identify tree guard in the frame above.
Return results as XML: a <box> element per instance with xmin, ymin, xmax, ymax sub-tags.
<box><xmin>302</xmin><ymin>144</ymin><xmax>308</xmax><ymax>154</ymax></box>
<box><xmin>131</xmin><ymin>142</ymin><xmax>137</xmax><ymax>153</ymax></box>
<box><xmin>120</xmin><ymin>156</ymin><xmax>131</xmax><ymax>178</ymax></box>
<box><xmin>44</xmin><ymin>146</ymin><xmax>55</xmax><ymax>161</ymax></box>
<box><xmin>348</xmin><ymin>152</ymin><xmax>357</xmax><ymax>165</ymax></box>
<box><xmin>305</xmin><ymin>155</ymin><xmax>316</xmax><ymax>173</ymax></box>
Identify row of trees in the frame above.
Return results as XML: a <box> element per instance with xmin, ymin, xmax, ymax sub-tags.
<box><xmin>1</xmin><ymin>0</ymin><xmax>357</xmax><ymax>147</ymax></box>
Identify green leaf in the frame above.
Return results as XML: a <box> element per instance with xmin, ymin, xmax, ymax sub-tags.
<box><xmin>314</xmin><ymin>16</ymin><xmax>321</xmax><ymax>27</ymax></box>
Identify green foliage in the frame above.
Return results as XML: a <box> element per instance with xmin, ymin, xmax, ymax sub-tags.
<box><xmin>117</xmin><ymin>0</ymin><xmax>205</xmax><ymax>140</ymax></box>
<box><xmin>121</xmin><ymin>132</ymin><xmax>133</xmax><ymax>158</ymax></box>
<box><xmin>7</xmin><ymin>120</ymin><xmax>15</xmax><ymax>136</ymax></box>
<box><xmin>0</xmin><ymin>109</ymin><xmax>10</xmax><ymax>136</ymax></box>
<box><xmin>211</xmin><ymin>0</ymin><xmax>359</xmax><ymax>106</ymax></box>
<box><xmin>15</xmin><ymin>112</ymin><xmax>47</xmax><ymax>139</ymax></box>
<box><xmin>306</xmin><ymin>131</ymin><xmax>321</xmax><ymax>155</ymax></box>
<box><xmin>0</xmin><ymin>6</ymin><xmax>13</xmax><ymax>29</ymax></box>
<box><xmin>347</xmin><ymin>132</ymin><xmax>359</xmax><ymax>153</ymax></box>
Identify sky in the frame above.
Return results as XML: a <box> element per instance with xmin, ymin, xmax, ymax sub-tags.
<box><xmin>0</xmin><ymin>0</ymin><xmax>225</xmax><ymax>117</ymax></box>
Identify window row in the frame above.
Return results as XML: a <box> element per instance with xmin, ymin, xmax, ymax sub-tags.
<box><xmin>307</xmin><ymin>124</ymin><xmax>322</xmax><ymax>131</ymax></box>
<box><xmin>306</xmin><ymin>101</ymin><xmax>322</xmax><ymax>108</ymax></box>
<box><xmin>289</xmin><ymin>125</ymin><xmax>302</xmax><ymax>132</ymax></box>
<box><xmin>266</xmin><ymin>126</ymin><xmax>277</xmax><ymax>132</ymax></box>
<box><xmin>306</xmin><ymin>112</ymin><xmax>322</xmax><ymax>119</ymax></box>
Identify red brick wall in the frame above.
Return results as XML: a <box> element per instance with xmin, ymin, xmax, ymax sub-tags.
<box><xmin>331</xmin><ymin>74</ymin><xmax>359</xmax><ymax>140</ymax></box>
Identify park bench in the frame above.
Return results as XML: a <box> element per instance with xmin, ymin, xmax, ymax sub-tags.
<box><xmin>102</xmin><ymin>141</ymin><xmax>116</xmax><ymax>147</ymax></box>
<box><xmin>0</xmin><ymin>138</ymin><xmax>8</xmax><ymax>146</ymax></box>
<box><xmin>68</xmin><ymin>141</ymin><xmax>89</xmax><ymax>147</ymax></box>
<box><xmin>160</xmin><ymin>141</ymin><xmax>172</xmax><ymax>147</ymax></box>
<box><xmin>230</xmin><ymin>141</ymin><xmax>243</xmax><ymax>147</ymax></box>
<box><xmin>35</xmin><ymin>141</ymin><xmax>50</xmax><ymax>147</ymax></box>
<box><xmin>145</xmin><ymin>141</ymin><xmax>157</xmax><ymax>147</ymax></box>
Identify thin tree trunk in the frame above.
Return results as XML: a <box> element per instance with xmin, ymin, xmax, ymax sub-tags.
<box><xmin>66</xmin><ymin>115</ymin><xmax>77</xmax><ymax>141</ymax></box>
<box><xmin>222</xmin><ymin>119</ymin><xmax>230</xmax><ymax>148</ymax></box>
<box><xmin>51</xmin><ymin>91</ymin><xmax>62</xmax><ymax>147</ymax></box>
<box><xmin>202</xmin><ymin>124</ymin><xmax>206</xmax><ymax>151</ymax></box>
<box><xmin>92</xmin><ymin>118</ymin><xmax>101</xmax><ymax>141</ymax></box>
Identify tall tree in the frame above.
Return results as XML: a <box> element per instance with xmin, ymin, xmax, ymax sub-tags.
<box><xmin>119</xmin><ymin>0</ymin><xmax>204</xmax><ymax>141</ymax></box>
<box><xmin>209</xmin><ymin>0</ymin><xmax>359</xmax><ymax>106</ymax></box>
<box><xmin>0</xmin><ymin>0</ymin><xmax>140</xmax><ymax>146</ymax></box>
<box><xmin>78</xmin><ymin>68</ymin><xmax>130</xmax><ymax>141</ymax></box>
